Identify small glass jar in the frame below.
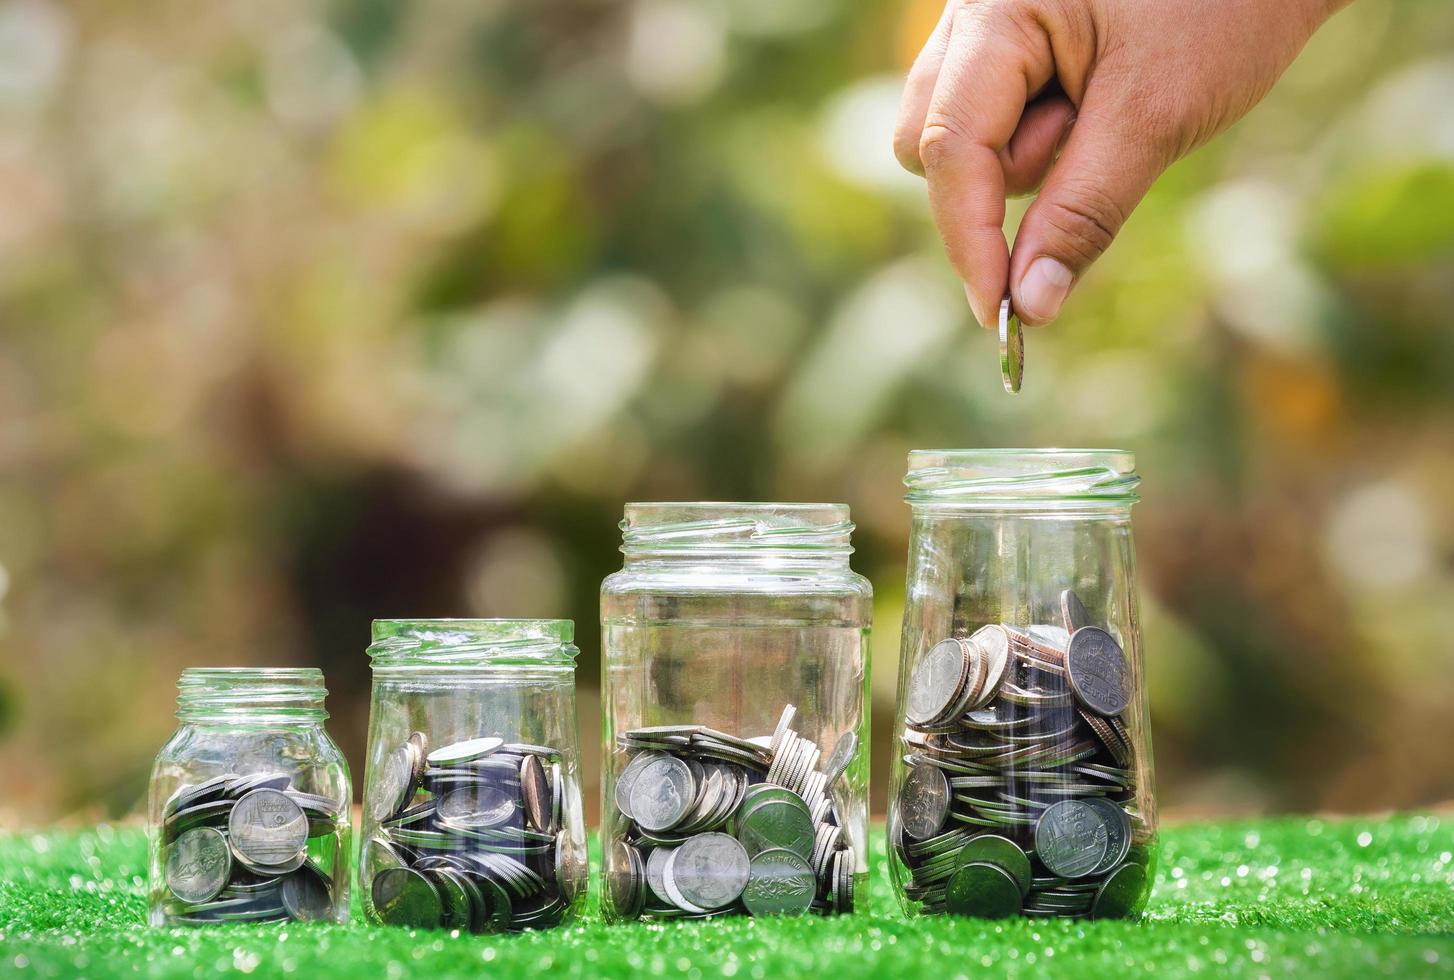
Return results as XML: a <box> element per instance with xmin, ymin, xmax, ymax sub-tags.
<box><xmin>887</xmin><ymin>450</ymin><xmax>1157</xmax><ymax>921</ymax></box>
<box><xmin>600</xmin><ymin>502</ymin><xmax>872</xmax><ymax>921</ymax></box>
<box><xmin>359</xmin><ymin>619</ymin><xmax>587</xmax><ymax>932</ymax></box>
<box><xmin>146</xmin><ymin>668</ymin><xmax>351</xmax><ymax>927</ymax></box>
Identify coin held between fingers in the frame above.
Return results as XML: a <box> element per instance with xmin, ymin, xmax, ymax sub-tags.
<box><xmin>999</xmin><ymin>295</ymin><xmax>1023</xmax><ymax>393</ymax></box>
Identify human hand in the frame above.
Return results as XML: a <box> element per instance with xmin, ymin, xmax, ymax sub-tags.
<box><xmin>894</xmin><ymin>0</ymin><xmax>1348</xmax><ymax>327</ymax></box>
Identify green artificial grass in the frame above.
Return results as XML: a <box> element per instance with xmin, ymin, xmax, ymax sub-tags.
<box><xmin>2</xmin><ymin>814</ymin><xmax>1452</xmax><ymax>978</ymax></box>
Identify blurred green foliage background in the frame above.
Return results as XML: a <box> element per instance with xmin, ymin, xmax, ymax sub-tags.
<box><xmin>0</xmin><ymin>0</ymin><xmax>1451</xmax><ymax>827</ymax></box>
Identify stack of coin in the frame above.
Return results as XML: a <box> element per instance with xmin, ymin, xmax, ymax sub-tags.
<box><xmin>607</xmin><ymin>706</ymin><xmax>859</xmax><ymax>919</ymax></box>
<box><xmin>365</xmin><ymin>733</ymin><xmax>581</xmax><ymax>932</ymax></box>
<box><xmin>892</xmin><ymin>589</ymin><xmax>1151</xmax><ymax>920</ymax></box>
<box><xmin>159</xmin><ymin>773</ymin><xmax>344</xmax><ymax>924</ymax></box>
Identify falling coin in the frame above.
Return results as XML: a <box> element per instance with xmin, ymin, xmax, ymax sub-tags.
<box><xmin>999</xmin><ymin>294</ymin><xmax>1023</xmax><ymax>393</ymax></box>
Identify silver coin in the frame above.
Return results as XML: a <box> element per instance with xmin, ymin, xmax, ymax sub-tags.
<box><xmin>736</xmin><ymin>792</ymin><xmax>815</xmax><ymax>860</ymax></box>
<box><xmin>1090</xmin><ymin>861</ymin><xmax>1146</xmax><ymax>920</ymax></box>
<box><xmin>436</xmin><ymin>785</ymin><xmax>516</xmax><ymax>829</ymax></box>
<box><xmin>164</xmin><ymin>799</ymin><xmax>233</xmax><ymax>841</ymax></box>
<box><xmin>165</xmin><ymin>826</ymin><xmax>231</xmax><ymax>904</ymax></box>
<box><xmin>371</xmin><ymin>745</ymin><xmax>416</xmax><ymax>824</ymax></box>
<box><xmin>1065</xmin><ymin>627</ymin><xmax>1129</xmax><ymax>716</ymax></box>
<box><xmin>899</xmin><ymin>764</ymin><xmax>950</xmax><ymax>840</ymax></box>
<box><xmin>607</xmin><ymin>839</ymin><xmax>643</xmax><ymax>918</ymax></box>
<box><xmin>520</xmin><ymin>755</ymin><xmax>551</xmax><ymax>832</ymax></box>
<box><xmin>644</xmin><ymin>845</ymin><xmax>675</xmax><ymax>903</ymax></box>
<box><xmin>628</xmin><ymin>755</ymin><xmax>695</xmax><ymax>832</ymax></box>
<box><xmin>226</xmin><ymin>773</ymin><xmax>292</xmax><ymax>797</ymax></box>
<box><xmin>372</xmin><ymin>866</ymin><xmax>442</xmax><ymax>929</ymax></box>
<box><xmin>906</xmin><ymin>639</ymin><xmax>967</xmax><ymax>726</ymax></box>
<box><xmin>956</xmin><ymin>834</ymin><xmax>1032</xmax><ymax>896</ymax></box>
<box><xmin>741</xmin><ymin>847</ymin><xmax>815</xmax><ymax>917</ymax></box>
<box><xmin>1083</xmin><ymin>797</ymin><xmax>1133</xmax><ymax>874</ymax></box>
<box><xmin>551</xmin><ymin>761</ymin><xmax>564</xmax><ymax>831</ymax></box>
<box><xmin>363</xmin><ymin>835</ymin><xmax>411</xmax><ymax>880</ymax></box>
<box><xmin>427</xmin><ymin>737</ymin><xmax>504</xmax><ymax>767</ymax></box>
<box><xmin>163</xmin><ymin>775</ymin><xmax>231</xmax><ymax>817</ymax></box>
<box><xmin>824</xmin><ymin>731</ymin><xmax>857</xmax><ymax>789</ymax></box>
<box><xmin>999</xmin><ymin>294</ymin><xmax>1022</xmax><ymax>393</ymax></box>
<box><xmin>228</xmin><ymin>789</ymin><xmax>308</xmax><ymax>869</ymax></box>
<box><xmin>969</xmin><ymin>626</ymin><xmax>1012</xmax><ymax>708</ymax></box>
<box><xmin>658</xmin><ymin>847</ymin><xmax>708</xmax><ymax>914</ymax></box>
<box><xmin>946</xmin><ymin>860</ymin><xmax>1021</xmax><ymax>918</ymax></box>
<box><xmin>613</xmin><ymin>751</ymin><xmax>662</xmax><ymax>822</ymax></box>
<box><xmin>280</xmin><ymin>862</ymin><xmax>333</xmax><ymax>922</ymax></box>
<box><xmin>672</xmin><ymin>833</ymin><xmax>750</xmax><ymax>910</ymax></box>
<box><xmin>1034</xmin><ymin>800</ymin><xmax>1109</xmax><ymax>878</ymax></box>
<box><xmin>1061</xmin><ymin>589</ymin><xmax>1091</xmax><ymax>633</ymax></box>
<box><xmin>769</xmin><ymin>704</ymin><xmax>797</xmax><ymax>759</ymax></box>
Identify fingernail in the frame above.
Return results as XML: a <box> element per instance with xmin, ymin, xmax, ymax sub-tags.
<box><xmin>963</xmin><ymin>282</ymin><xmax>991</xmax><ymax>329</ymax></box>
<box><xmin>1018</xmin><ymin>257</ymin><xmax>1073</xmax><ymax>323</ymax></box>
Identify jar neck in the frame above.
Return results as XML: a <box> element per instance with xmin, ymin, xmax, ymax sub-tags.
<box><xmin>904</xmin><ymin>449</ymin><xmax>1140</xmax><ymax>513</ymax></box>
<box><xmin>368</xmin><ymin>619</ymin><xmax>579</xmax><ymax>672</ymax></box>
<box><xmin>619</xmin><ymin>502</ymin><xmax>855</xmax><ymax>567</ymax></box>
<box><xmin>176</xmin><ymin>668</ymin><xmax>328</xmax><ymax>725</ymax></box>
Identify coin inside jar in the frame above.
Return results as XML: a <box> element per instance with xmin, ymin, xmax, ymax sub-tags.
<box><xmin>628</xmin><ymin>755</ymin><xmax>696</xmax><ymax>832</ymax></box>
<box><xmin>668</xmin><ymin>832</ymin><xmax>750</xmax><ymax>910</ymax></box>
<box><xmin>228</xmin><ymin>788</ymin><xmax>308</xmax><ymax>870</ymax></box>
<box><xmin>741</xmin><ymin>847</ymin><xmax>816</xmax><ymax>917</ymax></box>
<box><xmin>945</xmin><ymin>860</ymin><xmax>1022</xmax><ymax>918</ymax></box>
<box><xmin>1034</xmin><ymin>800</ymin><xmax>1110</xmax><ymax>879</ymax></box>
<box><xmin>609</xmin><ymin>705</ymin><xmax>860</xmax><ymax>920</ymax></box>
<box><xmin>899</xmin><ymin>764</ymin><xmax>950</xmax><ymax>841</ymax></box>
<box><xmin>894</xmin><ymin>612</ymin><xmax>1148</xmax><ymax>920</ymax></box>
<box><xmin>1064</xmin><ymin>627</ymin><xmax>1130</xmax><ymax>717</ymax></box>
<box><xmin>165</xmin><ymin>827</ymin><xmax>231</xmax><ymax>904</ymax></box>
<box><xmin>372</xmin><ymin>866</ymin><xmax>443</xmax><ymax>929</ymax></box>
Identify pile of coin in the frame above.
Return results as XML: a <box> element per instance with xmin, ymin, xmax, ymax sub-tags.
<box><xmin>364</xmin><ymin>733</ymin><xmax>581</xmax><ymax>932</ymax></box>
<box><xmin>606</xmin><ymin>706</ymin><xmax>858</xmax><ymax>919</ymax></box>
<box><xmin>159</xmin><ymin>773</ymin><xmax>344</xmax><ymax>924</ymax></box>
<box><xmin>891</xmin><ymin>589</ymin><xmax>1151</xmax><ymax>920</ymax></box>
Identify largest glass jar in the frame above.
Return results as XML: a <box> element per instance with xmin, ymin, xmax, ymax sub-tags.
<box><xmin>888</xmin><ymin>451</ymin><xmax>1157</xmax><ymax>921</ymax></box>
<box><xmin>601</xmin><ymin>503</ymin><xmax>872</xmax><ymax>921</ymax></box>
<box><xmin>359</xmin><ymin>620</ymin><xmax>588</xmax><ymax>932</ymax></box>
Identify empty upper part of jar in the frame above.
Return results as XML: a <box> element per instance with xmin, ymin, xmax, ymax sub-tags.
<box><xmin>904</xmin><ymin>449</ymin><xmax>1140</xmax><ymax>512</ymax></box>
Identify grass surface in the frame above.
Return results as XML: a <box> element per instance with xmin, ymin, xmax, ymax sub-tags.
<box><xmin>2</xmin><ymin>814</ymin><xmax>1452</xmax><ymax>978</ymax></box>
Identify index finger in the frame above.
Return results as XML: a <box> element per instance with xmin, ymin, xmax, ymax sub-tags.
<box><xmin>919</xmin><ymin>2</ymin><xmax>1055</xmax><ymax>327</ymax></box>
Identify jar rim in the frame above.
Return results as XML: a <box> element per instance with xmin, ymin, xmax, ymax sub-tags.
<box><xmin>176</xmin><ymin>666</ymin><xmax>328</xmax><ymax>722</ymax></box>
<box><xmin>620</xmin><ymin>502</ymin><xmax>854</xmax><ymax>556</ymax></box>
<box><xmin>905</xmin><ymin>448</ymin><xmax>1140</xmax><ymax>508</ymax></box>
<box><xmin>369</xmin><ymin>618</ymin><xmax>578</xmax><ymax>667</ymax></box>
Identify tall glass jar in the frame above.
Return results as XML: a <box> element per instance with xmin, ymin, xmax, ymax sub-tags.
<box><xmin>600</xmin><ymin>502</ymin><xmax>872</xmax><ymax>921</ymax></box>
<box><xmin>887</xmin><ymin>450</ymin><xmax>1157</xmax><ymax>921</ymax></box>
<box><xmin>146</xmin><ymin>668</ymin><xmax>351</xmax><ymax>926</ymax></box>
<box><xmin>359</xmin><ymin>619</ymin><xmax>587</xmax><ymax>932</ymax></box>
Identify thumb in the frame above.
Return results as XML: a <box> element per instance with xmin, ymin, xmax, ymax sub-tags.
<box><xmin>1009</xmin><ymin>92</ymin><xmax>1166</xmax><ymax>325</ymax></box>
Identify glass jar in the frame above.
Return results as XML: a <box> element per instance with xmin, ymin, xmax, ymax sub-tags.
<box><xmin>887</xmin><ymin>450</ymin><xmax>1157</xmax><ymax>921</ymax></box>
<box><xmin>359</xmin><ymin>619</ymin><xmax>587</xmax><ymax>932</ymax></box>
<box><xmin>146</xmin><ymin>668</ymin><xmax>351</xmax><ymax>927</ymax></box>
<box><xmin>600</xmin><ymin>502</ymin><xmax>872</xmax><ymax>921</ymax></box>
